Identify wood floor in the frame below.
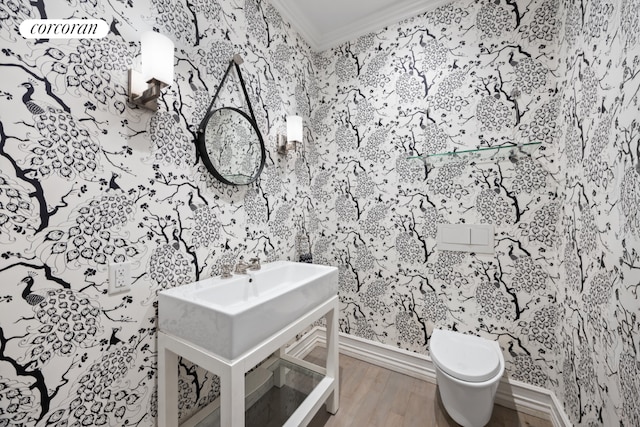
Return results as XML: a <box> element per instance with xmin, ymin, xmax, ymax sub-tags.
<box><xmin>192</xmin><ymin>346</ymin><xmax>553</xmax><ymax>427</ymax></box>
<box><xmin>306</xmin><ymin>347</ymin><xmax>552</xmax><ymax>427</ymax></box>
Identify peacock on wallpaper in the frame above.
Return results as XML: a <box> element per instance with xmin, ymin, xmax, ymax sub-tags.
<box><xmin>1</xmin><ymin>0</ymin><xmax>640</xmax><ymax>426</ymax></box>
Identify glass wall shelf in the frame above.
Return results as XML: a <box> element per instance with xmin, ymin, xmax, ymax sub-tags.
<box><xmin>407</xmin><ymin>142</ymin><xmax>541</xmax><ymax>169</ymax></box>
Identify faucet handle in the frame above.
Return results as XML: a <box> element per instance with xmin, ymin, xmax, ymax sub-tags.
<box><xmin>235</xmin><ymin>260</ymin><xmax>249</xmax><ymax>274</ymax></box>
<box><xmin>248</xmin><ymin>257</ymin><xmax>261</xmax><ymax>270</ymax></box>
<box><xmin>221</xmin><ymin>264</ymin><xmax>233</xmax><ymax>278</ymax></box>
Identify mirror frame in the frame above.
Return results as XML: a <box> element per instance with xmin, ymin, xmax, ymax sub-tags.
<box><xmin>196</xmin><ymin>106</ymin><xmax>266</xmax><ymax>186</ymax></box>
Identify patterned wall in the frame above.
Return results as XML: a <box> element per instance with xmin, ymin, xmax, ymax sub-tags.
<box><xmin>2</xmin><ymin>0</ymin><xmax>640</xmax><ymax>425</ymax></box>
<box><xmin>555</xmin><ymin>0</ymin><xmax>640</xmax><ymax>425</ymax></box>
<box><xmin>309</xmin><ymin>1</ymin><xmax>640</xmax><ymax>425</ymax></box>
<box><xmin>0</xmin><ymin>0</ymin><xmax>323</xmax><ymax>425</ymax></box>
<box><xmin>313</xmin><ymin>0</ymin><xmax>564</xmax><ymax>393</ymax></box>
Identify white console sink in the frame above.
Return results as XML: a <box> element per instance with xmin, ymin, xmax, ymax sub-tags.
<box><xmin>158</xmin><ymin>261</ymin><xmax>338</xmax><ymax>361</ymax></box>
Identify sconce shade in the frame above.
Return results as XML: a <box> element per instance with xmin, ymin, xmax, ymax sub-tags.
<box><xmin>141</xmin><ymin>31</ymin><xmax>174</xmax><ymax>86</ymax></box>
<box><xmin>277</xmin><ymin>115</ymin><xmax>303</xmax><ymax>154</ymax></box>
<box><xmin>287</xmin><ymin>115</ymin><xmax>303</xmax><ymax>143</ymax></box>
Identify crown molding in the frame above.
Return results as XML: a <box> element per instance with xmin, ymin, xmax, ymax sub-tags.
<box><xmin>269</xmin><ymin>0</ymin><xmax>323</xmax><ymax>49</ymax></box>
<box><xmin>270</xmin><ymin>0</ymin><xmax>454</xmax><ymax>52</ymax></box>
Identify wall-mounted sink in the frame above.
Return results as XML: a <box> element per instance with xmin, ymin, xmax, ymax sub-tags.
<box><xmin>158</xmin><ymin>261</ymin><xmax>338</xmax><ymax>361</ymax></box>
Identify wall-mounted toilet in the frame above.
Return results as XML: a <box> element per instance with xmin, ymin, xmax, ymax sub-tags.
<box><xmin>429</xmin><ymin>329</ymin><xmax>505</xmax><ymax>427</ymax></box>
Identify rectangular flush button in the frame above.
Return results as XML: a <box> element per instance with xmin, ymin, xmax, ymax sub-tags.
<box><xmin>470</xmin><ymin>227</ymin><xmax>489</xmax><ymax>245</ymax></box>
<box><xmin>437</xmin><ymin>224</ymin><xmax>494</xmax><ymax>254</ymax></box>
<box><xmin>444</xmin><ymin>226</ymin><xmax>470</xmax><ymax>244</ymax></box>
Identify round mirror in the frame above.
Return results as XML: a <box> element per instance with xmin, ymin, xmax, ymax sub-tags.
<box><xmin>196</xmin><ymin>107</ymin><xmax>266</xmax><ymax>186</ymax></box>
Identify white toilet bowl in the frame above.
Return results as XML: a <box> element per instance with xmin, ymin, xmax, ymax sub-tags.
<box><xmin>429</xmin><ymin>329</ymin><xmax>505</xmax><ymax>427</ymax></box>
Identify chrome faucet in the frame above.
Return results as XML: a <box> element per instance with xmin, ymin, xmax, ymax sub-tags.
<box><xmin>234</xmin><ymin>260</ymin><xmax>250</xmax><ymax>274</ymax></box>
<box><xmin>248</xmin><ymin>257</ymin><xmax>261</xmax><ymax>271</ymax></box>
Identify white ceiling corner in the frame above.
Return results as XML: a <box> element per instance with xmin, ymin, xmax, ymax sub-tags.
<box><xmin>269</xmin><ymin>0</ymin><xmax>324</xmax><ymax>49</ymax></box>
<box><xmin>270</xmin><ymin>0</ymin><xmax>454</xmax><ymax>52</ymax></box>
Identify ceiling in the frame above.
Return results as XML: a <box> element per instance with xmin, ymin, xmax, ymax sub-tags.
<box><xmin>270</xmin><ymin>0</ymin><xmax>453</xmax><ymax>51</ymax></box>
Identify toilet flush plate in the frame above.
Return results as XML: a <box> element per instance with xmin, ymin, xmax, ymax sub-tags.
<box><xmin>436</xmin><ymin>224</ymin><xmax>494</xmax><ymax>254</ymax></box>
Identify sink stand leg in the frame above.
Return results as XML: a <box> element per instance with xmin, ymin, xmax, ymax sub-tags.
<box><xmin>220</xmin><ymin>364</ymin><xmax>245</xmax><ymax>427</ymax></box>
<box><xmin>158</xmin><ymin>333</ymin><xmax>179</xmax><ymax>427</ymax></box>
<box><xmin>274</xmin><ymin>347</ymin><xmax>287</xmax><ymax>388</ymax></box>
<box><xmin>326</xmin><ymin>300</ymin><xmax>340</xmax><ymax>414</ymax></box>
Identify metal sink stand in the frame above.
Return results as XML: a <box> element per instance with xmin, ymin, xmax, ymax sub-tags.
<box><xmin>157</xmin><ymin>296</ymin><xmax>340</xmax><ymax>427</ymax></box>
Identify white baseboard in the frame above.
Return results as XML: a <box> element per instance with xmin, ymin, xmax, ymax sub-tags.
<box><xmin>550</xmin><ymin>393</ymin><xmax>573</xmax><ymax>427</ymax></box>
<box><xmin>289</xmin><ymin>327</ymin><xmax>572</xmax><ymax>427</ymax></box>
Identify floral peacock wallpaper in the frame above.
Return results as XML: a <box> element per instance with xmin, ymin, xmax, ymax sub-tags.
<box><xmin>314</xmin><ymin>0</ymin><xmax>563</xmax><ymax>394</ymax></box>
<box><xmin>0</xmin><ymin>0</ymin><xmax>639</xmax><ymax>426</ymax></box>
<box><xmin>0</xmin><ymin>0</ymin><xmax>320</xmax><ymax>425</ymax></box>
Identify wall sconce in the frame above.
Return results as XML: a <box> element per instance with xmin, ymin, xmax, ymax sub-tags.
<box><xmin>277</xmin><ymin>115</ymin><xmax>303</xmax><ymax>154</ymax></box>
<box><xmin>128</xmin><ymin>31</ymin><xmax>174</xmax><ymax>110</ymax></box>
